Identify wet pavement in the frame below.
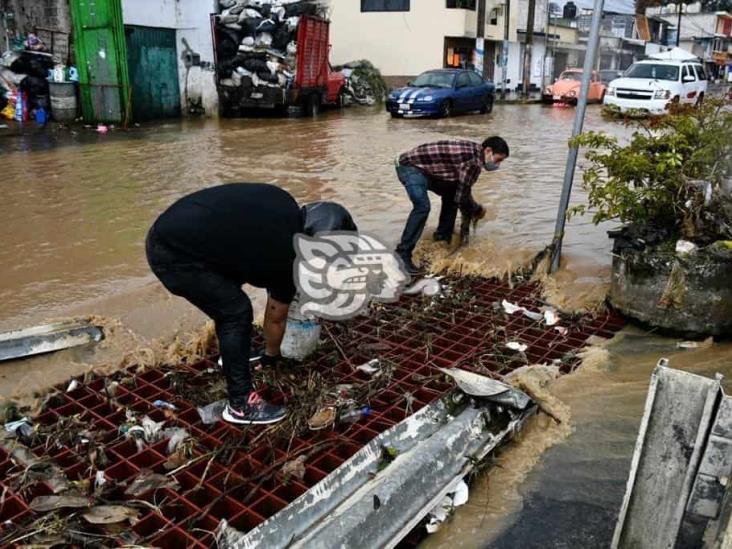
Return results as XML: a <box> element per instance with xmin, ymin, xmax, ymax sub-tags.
<box><xmin>2</xmin><ymin>105</ymin><xmax>729</xmax><ymax>548</ymax></box>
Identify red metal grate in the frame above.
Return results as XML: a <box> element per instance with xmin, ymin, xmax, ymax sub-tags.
<box><xmin>0</xmin><ymin>277</ymin><xmax>625</xmax><ymax>547</ymax></box>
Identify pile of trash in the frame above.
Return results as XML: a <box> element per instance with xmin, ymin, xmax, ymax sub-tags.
<box><xmin>215</xmin><ymin>0</ymin><xmax>326</xmax><ymax>91</ymax></box>
<box><xmin>334</xmin><ymin>60</ymin><xmax>389</xmax><ymax>105</ymax></box>
<box><xmin>1</xmin><ymin>34</ymin><xmax>78</xmax><ymax>125</ymax></box>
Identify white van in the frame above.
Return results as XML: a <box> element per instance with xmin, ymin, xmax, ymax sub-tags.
<box><xmin>603</xmin><ymin>59</ymin><xmax>708</xmax><ymax>115</ymax></box>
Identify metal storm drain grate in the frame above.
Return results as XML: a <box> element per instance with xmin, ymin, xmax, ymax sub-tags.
<box><xmin>0</xmin><ymin>277</ymin><xmax>624</xmax><ymax>548</ymax></box>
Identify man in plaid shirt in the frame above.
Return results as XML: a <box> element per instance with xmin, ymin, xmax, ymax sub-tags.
<box><xmin>395</xmin><ymin>136</ymin><xmax>509</xmax><ymax>274</ymax></box>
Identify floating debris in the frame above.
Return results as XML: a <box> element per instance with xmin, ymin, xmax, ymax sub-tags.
<box><xmin>82</xmin><ymin>505</ymin><xmax>139</xmax><ymax>525</ymax></box>
<box><xmin>308</xmin><ymin>407</ymin><xmax>336</xmax><ymax>431</ymax></box>
<box><xmin>281</xmin><ymin>455</ymin><xmax>307</xmax><ymax>482</ymax></box>
<box><xmin>124</xmin><ymin>470</ymin><xmax>179</xmax><ymax>497</ymax></box>
<box><xmin>403</xmin><ymin>277</ymin><xmax>443</xmax><ymax>297</ymax></box>
<box><xmin>425</xmin><ymin>480</ymin><xmax>470</xmax><ymax>534</ymax></box>
<box><xmin>30</xmin><ymin>495</ymin><xmax>90</xmax><ymax>513</ymax></box>
<box><xmin>544</xmin><ymin>309</ymin><xmax>560</xmax><ymax>326</ymax></box>
<box><xmin>197</xmin><ymin>399</ymin><xmax>227</xmax><ymax>425</ymax></box>
<box><xmin>356</xmin><ymin>359</ymin><xmax>381</xmax><ymax>376</ymax></box>
<box><xmin>438</xmin><ymin>367</ymin><xmax>510</xmax><ymax>398</ymax></box>
<box><xmin>506</xmin><ymin>342</ymin><xmax>528</xmax><ymax>353</ymax></box>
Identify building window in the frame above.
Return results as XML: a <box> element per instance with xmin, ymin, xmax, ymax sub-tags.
<box><xmin>361</xmin><ymin>0</ymin><xmax>410</xmax><ymax>12</ymax></box>
<box><xmin>447</xmin><ymin>0</ymin><xmax>477</xmax><ymax>8</ymax></box>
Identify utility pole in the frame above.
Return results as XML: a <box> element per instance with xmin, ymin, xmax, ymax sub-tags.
<box><xmin>476</xmin><ymin>0</ymin><xmax>486</xmax><ymax>75</ymax></box>
<box><xmin>522</xmin><ymin>0</ymin><xmax>537</xmax><ymax>98</ymax></box>
<box><xmin>675</xmin><ymin>2</ymin><xmax>682</xmax><ymax>47</ymax></box>
<box><xmin>500</xmin><ymin>0</ymin><xmax>510</xmax><ymax>99</ymax></box>
<box><xmin>541</xmin><ymin>0</ymin><xmax>551</xmax><ymax>90</ymax></box>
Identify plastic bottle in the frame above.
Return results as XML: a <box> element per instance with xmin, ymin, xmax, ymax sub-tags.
<box><xmin>14</xmin><ymin>92</ymin><xmax>24</xmax><ymax>122</ymax></box>
<box><xmin>338</xmin><ymin>406</ymin><xmax>371</xmax><ymax>424</ymax></box>
<box><xmin>68</xmin><ymin>67</ymin><xmax>79</xmax><ymax>82</ymax></box>
<box><xmin>35</xmin><ymin>107</ymin><xmax>47</xmax><ymax>126</ymax></box>
<box><xmin>281</xmin><ymin>295</ymin><xmax>321</xmax><ymax>361</ymax></box>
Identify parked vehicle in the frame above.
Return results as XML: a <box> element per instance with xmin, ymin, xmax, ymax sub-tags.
<box><xmin>214</xmin><ymin>15</ymin><xmax>345</xmax><ymax>116</ymax></box>
<box><xmin>603</xmin><ymin>59</ymin><xmax>708</xmax><ymax>115</ymax></box>
<box><xmin>542</xmin><ymin>69</ymin><xmax>606</xmax><ymax>104</ymax></box>
<box><xmin>385</xmin><ymin>69</ymin><xmax>495</xmax><ymax>118</ymax></box>
<box><xmin>599</xmin><ymin>69</ymin><xmax>624</xmax><ymax>85</ymax></box>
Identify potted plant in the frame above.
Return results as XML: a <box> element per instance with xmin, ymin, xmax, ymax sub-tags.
<box><xmin>569</xmin><ymin>100</ymin><xmax>732</xmax><ymax>335</ymax></box>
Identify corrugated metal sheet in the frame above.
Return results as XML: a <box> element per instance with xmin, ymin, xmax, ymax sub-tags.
<box><xmin>70</xmin><ymin>0</ymin><xmax>130</xmax><ymax>123</ymax></box>
<box><xmin>125</xmin><ymin>26</ymin><xmax>181</xmax><ymax>120</ymax></box>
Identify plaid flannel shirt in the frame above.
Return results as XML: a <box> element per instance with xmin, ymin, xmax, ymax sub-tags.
<box><xmin>398</xmin><ymin>140</ymin><xmax>482</xmax><ymax>215</ymax></box>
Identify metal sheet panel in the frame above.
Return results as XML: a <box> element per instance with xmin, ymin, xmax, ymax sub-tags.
<box><xmin>125</xmin><ymin>26</ymin><xmax>181</xmax><ymax>120</ymax></box>
<box><xmin>612</xmin><ymin>366</ymin><xmax>720</xmax><ymax>549</ymax></box>
<box><xmin>70</xmin><ymin>0</ymin><xmax>130</xmax><ymax>122</ymax></box>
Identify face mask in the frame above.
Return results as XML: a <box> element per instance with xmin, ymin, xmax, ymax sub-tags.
<box><xmin>483</xmin><ymin>151</ymin><xmax>500</xmax><ymax>172</ymax></box>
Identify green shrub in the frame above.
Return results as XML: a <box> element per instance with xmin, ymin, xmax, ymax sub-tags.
<box><xmin>569</xmin><ymin>99</ymin><xmax>732</xmax><ymax>243</ymax></box>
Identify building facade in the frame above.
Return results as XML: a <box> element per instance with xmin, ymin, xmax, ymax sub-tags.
<box><xmin>647</xmin><ymin>2</ymin><xmax>732</xmax><ymax>79</ymax></box>
<box><xmin>120</xmin><ymin>0</ymin><xmax>218</xmax><ymax>118</ymax></box>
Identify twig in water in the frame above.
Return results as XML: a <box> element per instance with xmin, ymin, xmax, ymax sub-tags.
<box><xmin>323</xmin><ymin>324</ymin><xmax>354</xmax><ymax>371</ymax></box>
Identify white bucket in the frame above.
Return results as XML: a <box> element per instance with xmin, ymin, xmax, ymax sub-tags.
<box><xmin>280</xmin><ymin>298</ymin><xmax>321</xmax><ymax>361</ymax></box>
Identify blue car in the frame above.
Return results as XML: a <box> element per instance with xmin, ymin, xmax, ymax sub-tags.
<box><xmin>386</xmin><ymin>69</ymin><xmax>496</xmax><ymax>118</ymax></box>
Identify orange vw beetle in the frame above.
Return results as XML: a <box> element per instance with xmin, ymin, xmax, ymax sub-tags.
<box><xmin>542</xmin><ymin>69</ymin><xmax>606</xmax><ymax>105</ymax></box>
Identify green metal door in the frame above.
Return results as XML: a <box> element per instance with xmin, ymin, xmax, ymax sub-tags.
<box><xmin>70</xmin><ymin>0</ymin><xmax>130</xmax><ymax>123</ymax></box>
<box><xmin>125</xmin><ymin>26</ymin><xmax>181</xmax><ymax>120</ymax></box>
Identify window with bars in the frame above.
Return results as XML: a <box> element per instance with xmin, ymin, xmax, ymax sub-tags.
<box><xmin>361</xmin><ymin>0</ymin><xmax>410</xmax><ymax>12</ymax></box>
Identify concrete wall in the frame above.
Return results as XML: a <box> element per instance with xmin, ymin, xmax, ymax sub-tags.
<box><xmin>121</xmin><ymin>0</ymin><xmax>219</xmax><ymax>116</ymax></box>
<box><xmin>3</xmin><ymin>0</ymin><xmax>71</xmax><ymax>61</ymax></box>
<box><xmin>328</xmin><ymin>0</ymin><xmax>479</xmax><ymax>76</ymax></box>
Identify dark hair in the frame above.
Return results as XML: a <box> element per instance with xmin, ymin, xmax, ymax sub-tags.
<box><xmin>482</xmin><ymin>136</ymin><xmax>509</xmax><ymax>157</ymax></box>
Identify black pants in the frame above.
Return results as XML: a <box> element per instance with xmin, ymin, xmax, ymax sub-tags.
<box><xmin>146</xmin><ymin>229</ymin><xmax>253</xmax><ymax>408</ymax></box>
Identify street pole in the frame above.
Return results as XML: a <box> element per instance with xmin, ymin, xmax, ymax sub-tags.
<box><xmin>675</xmin><ymin>3</ymin><xmax>682</xmax><ymax>47</ymax></box>
<box><xmin>477</xmin><ymin>0</ymin><xmax>486</xmax><ymax>75</ymax></box>
<box><xmin>541</xmin><ymin>0</ymin><xmax>550</xmax><ymax>90</ymax></box>
<box><xmin>522</xmin><ymin>0</ymin><xmax>537</xmax><ymax>98</ymax></box>
<box><xmin>549</xmin><ymin>0</ymin><xmax>605</xmax><ymax>273</ymax></box>
<box><xmin>501</xmin><ymin>0</ymin><xmax>511</xmax><ymax>99</ymax></box>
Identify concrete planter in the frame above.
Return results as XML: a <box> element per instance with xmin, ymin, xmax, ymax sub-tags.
<box><xmin>609</xmin><ymin>244</ymin><xmax>732</xmax><ymax>336</ymax></box>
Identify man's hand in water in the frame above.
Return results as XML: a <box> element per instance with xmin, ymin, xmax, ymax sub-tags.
<box><xmin>458</xmin><ymin>203</ymin><xmax>486</xmax><ymax>247</ymax></box>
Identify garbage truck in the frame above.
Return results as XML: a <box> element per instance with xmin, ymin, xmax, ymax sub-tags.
<box><xmin>213</xmin><ymin>12</ymin><xmax>345</xmax><ymax>116</ymax></box>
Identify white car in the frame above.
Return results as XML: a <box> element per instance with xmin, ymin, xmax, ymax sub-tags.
<box><xmin>603</xmin><ymin>59</ymin><xmax>708</xmax><ymax>115</ymax></box>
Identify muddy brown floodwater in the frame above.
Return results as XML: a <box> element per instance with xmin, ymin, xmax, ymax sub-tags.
<box><xmin>1</xmin><ymin>105</ymin><xmax>729</xmax><ymax>547</ymax></box>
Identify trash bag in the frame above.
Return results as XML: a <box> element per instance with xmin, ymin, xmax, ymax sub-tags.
<box><xmin>302</xmin><ymin>202</ymin><xmax>359</xmax><ymax>235</ymax></box>
<box><xmin>272</xmin><ymin>26</ymin><xmax>292</xmax><ymax>51</ymax></box>
<box><xmin>335</xmin><ymin>59</ymin><xmax>389</xmax><ymax>104</ymax></box>
<box><xmin>217</xmin><ymin>36</ymin><xmax>238</xmax><ymax>59</ymax></box>
<box><xmin>218</xmin><ymin>58</ymin><xmax>236</xmax><ymax>77</ymax></box>
<box><xmin>10</xmin><ymin>51</ymin><xmax>54</xmax><ymax>78</ymax></box>
<box><xmin>255</xmin><ymin>32</ymin><xmax>273</xmax><ymax>47</ymax></box>
<box><xmin>256</xmin><ymin>71</ymin><xmax>279</xmax><ymax>84</ymax></box>
<box><xmin>20</xmin><ymin>75</ymin><xmax>50</xmax><ymax>109</ymax></box>
<box><xmin>241</xmin><ymin>17</ymin><xmax>263</xmax><ymax>37</ymax></box>
<box><xmin>285</xmin><ymin>2</ymin><xmax>319</xmax><ymax>17</ymax></box>
<box><xmin>1</xmin><ymin>100</ymin><xmax>14</xmax><ymax>120</ymax></box>
<box><xmin>256</xmin><ymin>18</ymin><xmax>277</xmax><ymax>33</ymax></box>
<box><xmin>243</xmin><ymin>57</ymin><xmax>269</xmax><ymax>73</ymax></box>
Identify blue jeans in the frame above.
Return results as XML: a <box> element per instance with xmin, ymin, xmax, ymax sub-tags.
<box><xmin>395</xmin><ymin>165</ymin><xmax>458</xmax><ymax>259</ymax></box>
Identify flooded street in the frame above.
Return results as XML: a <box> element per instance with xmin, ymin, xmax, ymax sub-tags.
<box><xmin>2</xmin><ymin>105</ymin><xmax>729</xmax><ymax>548</ymax></box>
<box><xmin>0</xmin><ymin>104</ymin><xmax>624</xmax><ymax>335</ymax></box>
